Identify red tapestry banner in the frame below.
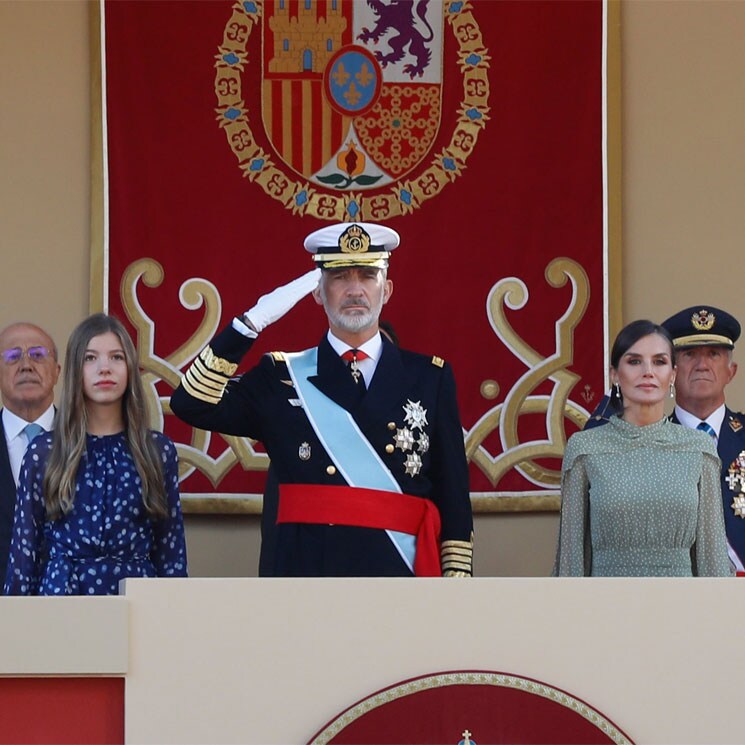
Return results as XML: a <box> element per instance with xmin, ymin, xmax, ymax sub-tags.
<box><xmin>94</xmin><ymin>0</ymin><xmax>616</xmax><ymax>512</ymax></box>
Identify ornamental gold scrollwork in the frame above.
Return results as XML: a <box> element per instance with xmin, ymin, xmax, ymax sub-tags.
<box><xmin>120</xmin><ymin>258</ymin><xmax>269</xmax><ymax>488</ymax></box>
<box><xmin>464</xmin><ymin>257</ymin><xmax>592</xmax><ymax>490</ymax></box>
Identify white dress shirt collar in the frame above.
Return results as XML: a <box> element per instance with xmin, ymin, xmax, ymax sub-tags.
<box><xmin>326</xmin><ymin>330</ymin><xmax>383</xmax><ymax>363</ymax></box>
<box><xmin>3</xmin><ymin>404</ymin><xmax>55</xmax><ymax>442</ymax></box>
<box><xmin>326</xmin><ymin>330</ymin><xmax>382</xmax><ymax>388</ymax></box>
<box><xmin>674</xmin><ymin>403</ymin><xmax>726</xmax><ymax>438</ymax></box>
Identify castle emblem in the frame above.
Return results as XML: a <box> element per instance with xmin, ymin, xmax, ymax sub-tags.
<box><xmin>214</xmin><ymin>0</ymin><xmax>491</xmax><ymax>221</ymax></box>
<box><xmin>261</xmin><ymin>0</ymin><xmax>443</xmax><ymax>187</ymax></box>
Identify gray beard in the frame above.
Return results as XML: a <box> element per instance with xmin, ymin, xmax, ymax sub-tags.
<box><xmin>321</xmin><ymin>286</ymin><xmax>385</xmax><ymax>334</ymax></box>
<box><xmin>326</xmin><ymin>306</ymin><xmax>379</xmax><ymax>333</ymax></box>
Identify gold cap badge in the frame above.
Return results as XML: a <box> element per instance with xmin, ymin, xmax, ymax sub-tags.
<box><xmin>691</xmin><ymin>309</ymin><xmax>716</xmax><ymax>331</ymax></box>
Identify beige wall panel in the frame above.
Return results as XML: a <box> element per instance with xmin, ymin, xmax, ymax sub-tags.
<box><xmin>0</xmin><ymin>0</ymin><xmax>90</xmax><ymax>354</ymax></box>
<box><xmin>622</xmin><ymin>0</ymin><xmax>745</xmax><ymax>407</ymax></box>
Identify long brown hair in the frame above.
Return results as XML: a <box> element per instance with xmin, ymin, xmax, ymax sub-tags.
<box><xmin>43</xmin><ymin>314</ymin><xmax>168</xmax><ymax>519</ymax></box>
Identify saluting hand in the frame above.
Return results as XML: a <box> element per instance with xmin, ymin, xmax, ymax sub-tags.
<box><xmin>242</xmin><ymin>268</ymin><xmax>321</xmax><ymax>333</ymax></box>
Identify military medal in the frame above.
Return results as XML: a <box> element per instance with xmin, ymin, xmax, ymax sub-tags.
<box><xmin>403</xmin><ymin>399</ymin><xmax>428</xmax><ymax>430</ymax></box>
<box><xmin>726</xmin><ymin>451</ymin><xmax>745</xmax><ymax>518</ymax></box>
<box><xmin>394</xmin><ymin>427</ymin><xmax>414</xmax><ymax>452</ymax></box>
<box><xmin>349</xmin><ymin>357</ymin><xmax>362</xmax><ymax>384</ymax></box>
<box><xmin>404</xmin><ymin>452</ymin><xmax>423</xmax><ymax>477</ymax></box>
<box><xmin>417</xmin><ymin>431</ymin><xmax>430</xmax><ymax>454</ymax></box>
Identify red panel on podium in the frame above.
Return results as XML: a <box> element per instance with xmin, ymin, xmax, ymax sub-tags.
<box><xmin>0</xmin><ymin>678</ymin><xmax>124</xmax><ymax>745</ymax></box>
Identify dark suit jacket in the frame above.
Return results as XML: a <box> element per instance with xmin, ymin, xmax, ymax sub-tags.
<box><xmin>171</xmin><ymin>327</ymin><xmax>473</xmax><ymax>577</ymax></box>
<box><xmin>0</xmin><ymin>414</ymin><xmax>19</xmax><ymax>589</ymax></box>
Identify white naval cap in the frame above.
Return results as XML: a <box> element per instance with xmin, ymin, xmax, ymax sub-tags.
<box><xmin>304</xmin><ymin>222</ymin><xmax>400</xmax><ymax>269</ymax></box>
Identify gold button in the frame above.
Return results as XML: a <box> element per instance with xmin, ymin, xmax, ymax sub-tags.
<box><xmin>326</xmin><ymin>465</ymin><xmax>336</xmax><ymax>475</ymax></box>
<box><xmin>387</xmin><ymin>422</ymin><xmax>396</xmax><ymax>430</ymax></box>
<box><xmin>385</xmin><ymin>444</ymin><xmax>395</xmax><ymax>454</ymax></box>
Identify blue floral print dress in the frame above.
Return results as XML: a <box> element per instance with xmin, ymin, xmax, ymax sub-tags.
<box><xmin>4</xmin><ymin>431</ymin><xmax>187</xmax><ymax>595</ymax></box>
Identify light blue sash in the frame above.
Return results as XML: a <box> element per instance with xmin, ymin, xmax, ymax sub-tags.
<box><xmin>284</xmin><ymin>347</ymin><xmax>416</xmax><ymax>572</ymax></box>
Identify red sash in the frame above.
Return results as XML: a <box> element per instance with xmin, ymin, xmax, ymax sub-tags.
<box><xmin>277</xmin><ymin>484</ymin><xmax>442</xmax><ymax>577</ymax></box>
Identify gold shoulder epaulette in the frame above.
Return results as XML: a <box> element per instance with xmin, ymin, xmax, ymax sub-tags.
<box><xmin>431</xmin><ymin>355</ymin><xmax>445</xmax><ymax>368</ymax></box>
<box><xmin>269</xmin><ymin>351</ymin><xmax>286</xmax><ymax>363</ymax></box>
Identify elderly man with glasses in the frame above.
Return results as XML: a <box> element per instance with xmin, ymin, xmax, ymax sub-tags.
<box><xmin>0</xmin><ymin>323</ymin><xmax>60</xmax><ymax>589</ymax></box>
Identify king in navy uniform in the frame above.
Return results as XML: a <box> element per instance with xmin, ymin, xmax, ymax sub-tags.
<box><xmin>662</xmin><ymin>305</ymin><xmax>745</xmax><ymax>573</ymax></box>
<box><xmin>170</xmin><ymin>222</ymin><xmax>473</xmax><ymax>577</ymax></box>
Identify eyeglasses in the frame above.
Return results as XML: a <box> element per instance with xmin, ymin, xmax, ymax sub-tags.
<box><xmin>1</xmin><ymin>346</ymin><xmax>53</xmax><ymax>365</ymax></box>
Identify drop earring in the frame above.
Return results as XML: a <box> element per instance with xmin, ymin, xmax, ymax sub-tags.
<box><xmin>670</xmin><ymin>382</ymin><xmax>675</xmax><ymax>399</ymax></box>
<box><xmin>613</xmin><ymin>382</ymin><xmax>620</xmax><ymax>398</ymax></box>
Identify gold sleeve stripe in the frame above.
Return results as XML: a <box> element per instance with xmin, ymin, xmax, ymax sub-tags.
<box><xmin>185</xmin><ymin>363</ymin><xmax>228</xmax><ymax>393</ymax></box>
<box><xmin>441</xmin><ymin>539</ymin><xmax>472</xmax><ymax>550</ymax></box>
<box><xmin>199</xmin><ymin>346</ymin><xmax>238</xmax><ymax>376</ymax></box>
<box><xmin>183</xmin><ymin>369</ymin><xmax>226</xmax><ymax>399</ymax></box>
<box><xmin>181</xmin><ymin>374</ymin><xmax>222</xmax><ymax>404</ymax></box>
<box><xmin>180</xmin><ymin>346</ymin><xmax>234</xmax><ymax>405</ymax></box>
<box><xmin>440</xmin><ymin>537</ymin><xmax>473</xmax><ymax>577</ymax></box>
<box><xmin>191</xmin><ymin>357</ymin><xmax>230</xmax><ymax>387</ymax></box>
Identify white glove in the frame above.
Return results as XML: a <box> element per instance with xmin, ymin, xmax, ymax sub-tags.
<box><xmin>243</xmin><ymin>268</ymin><xmax>321</xmax><ymax>333</ymax></box>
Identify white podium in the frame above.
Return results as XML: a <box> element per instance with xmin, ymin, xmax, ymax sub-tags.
<box><xmin>1</xmin><ymin>579</ymin><xmax>743</xmax><ymax>744</ymax></box>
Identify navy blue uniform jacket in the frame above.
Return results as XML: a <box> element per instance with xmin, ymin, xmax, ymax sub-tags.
<box><xmin>170</xmin><ymin>326</ymin><xmax>473</xmax><ymax>576</ymax></box>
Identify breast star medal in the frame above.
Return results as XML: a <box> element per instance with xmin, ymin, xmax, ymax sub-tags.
<box><xmin>403</xmin><ymin>399</ymin><xmax>428</xmax><ymax>430</ymax></box>
<box><xmin>394</xmin><ymin>427</ymin><xmax>414</xmax><ymax>452</ymax></box>
<box><xmin>404</xmin><ymin>452</ymin><xmax>423</xmax><ymax>477</ymax></box>
<box><xmin>395</xmin><ymin>400</ymin><xmax>429</xmax><ymax>475</ymax></box>
<box><xmin>726</xmin><ymin>451</ymin><xmax>745</xmax><ymax>517</ymax></box>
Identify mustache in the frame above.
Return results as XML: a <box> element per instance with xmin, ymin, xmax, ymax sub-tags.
<box><xmin>340</xmin><ymin>299</ymin><xmax>371</xmax><ymax>310</ymax></box>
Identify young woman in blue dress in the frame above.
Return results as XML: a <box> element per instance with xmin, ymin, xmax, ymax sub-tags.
<box><xmin>4</xmin><ymin>314</ymin><xmax>187</xmax><ymax>594</ymax></box>
<box><xmin>554</xmin><ymin>320</ymin><xmax>732</xmax><ymax>577</ymax></box>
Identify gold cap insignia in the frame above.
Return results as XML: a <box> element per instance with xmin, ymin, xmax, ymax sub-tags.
<box><xmin>339</xmin><ymin>224</ymin><xmax>371</xmax><ymax>255</ymax></box>
<box><xmin>691</xmin><ymin>309</ymin><xmax>716</xmax><ymax>331</ymax></box>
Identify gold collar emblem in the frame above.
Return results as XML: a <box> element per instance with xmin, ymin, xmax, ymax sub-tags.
<box><xmin>729</xmin><ymin>416</ymin><xmax>743</xmax><ymax>433</ymax></box>
<box><xmin>691</xmin><ymin>309</ymin><xmax>715</xmax><ymax>331</ymax></box>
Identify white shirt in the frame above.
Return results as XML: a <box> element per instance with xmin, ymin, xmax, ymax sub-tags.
<box><xmin>326</xmin><ymin>330</ymin><xmax>382</xmax><ymax>389</ymax></box>
<box><xmin>674</xmin><ymin>403</ymin><xmax>726</xmax><ymax>439</ymax></box>
<box><xmin>2</xmin><ymin>405</ymin><xmax>56</xmax><ymax>486</ymax></box>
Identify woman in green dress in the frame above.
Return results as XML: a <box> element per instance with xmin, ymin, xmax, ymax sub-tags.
<box><xmin>554</xmin><ymin>320</ymin><xmax>732</xmax><ymax>576</ymax></box>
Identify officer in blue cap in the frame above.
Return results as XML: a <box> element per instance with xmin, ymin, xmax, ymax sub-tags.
<box><xmin>662</xmin><ymin>305</ymin><xmax>745</xmax><ymax>573</ymax></box>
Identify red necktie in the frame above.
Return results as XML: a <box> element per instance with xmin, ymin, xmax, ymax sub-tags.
<box><xmin>341</xmin><ymin>349</ymin><xmax>368</xmax><ymax>385</ymax></box>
